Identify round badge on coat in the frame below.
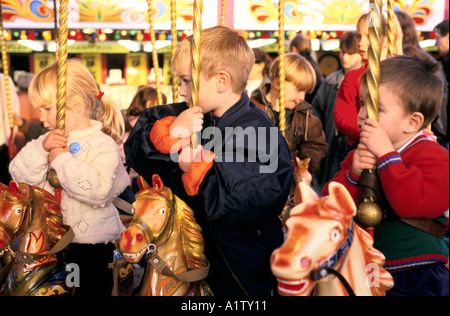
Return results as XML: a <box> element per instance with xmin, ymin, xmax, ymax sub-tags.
<box><xmin>69</xmin><ymin>142</ymin><xmax>81</xmax><ymax>155</ymax></box>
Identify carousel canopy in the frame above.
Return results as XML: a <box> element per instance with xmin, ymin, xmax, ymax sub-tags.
<box><xmin>2</xmin><ymin>0</ymin><xmax>448</xmax><ymax>32</ymax></box>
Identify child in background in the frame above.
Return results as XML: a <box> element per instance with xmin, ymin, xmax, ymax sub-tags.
<box><xmin>289</xmin><ymin>33</ymin><xmax>323</xmax><ymax>103</ymax></box>
<box><xmin>9</xmin><ymin>60</ymin><xmax>130</xmax><ymax>296</ymax></box>
<box><xmin>122</xmin><ymin>86</ymin><xmax>168</xmax><ymax>201</ymax></box>
<box><xmin>125</xmin><ymin>26</ymin><xmax>293</xmax><ymax>296</ymax></box>
<box><xmin>312</xmin><ymin>31</ymin><xmax>363</xmax><ymax>189</ymax></box>
<box><xmin>324</xmin><ymin>56</ymin><xmax>449</xmax><ymax>296</ymax></box>
<box><xmin>126</xmin><ymin>86</ymin><xmax>167</xmax><ymax>128</ymax></box>
<box><xmin>246</xmin><ymin>48</ymin><xmax>272</xmax><ymax>97</ymax></box>
<box><xmin>252</xmin><ymin>53</ymin><xmax>328</xmax><ymax>175</ymax></box>
<box><xmin>334</xmin><ymin>12</ymin><xmax>403</xmax><ymax>152</ymax></box>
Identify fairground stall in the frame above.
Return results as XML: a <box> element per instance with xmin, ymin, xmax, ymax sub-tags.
<box><xmin>2</xmin><ymin>0</ymin><xmax>448</xmax><ymax>109</ymax></box>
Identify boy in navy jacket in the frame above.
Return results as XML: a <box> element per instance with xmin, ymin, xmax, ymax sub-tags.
<box><xmin>125</xmin><ymin>26</ymin><xmax>293</xmax><ymax>296</ymax></box>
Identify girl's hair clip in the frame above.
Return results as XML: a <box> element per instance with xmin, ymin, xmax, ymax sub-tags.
<box><xmin>97</xmin><ymin>91</ymin><xmax>105</xmax><ymax>100</ymax></box>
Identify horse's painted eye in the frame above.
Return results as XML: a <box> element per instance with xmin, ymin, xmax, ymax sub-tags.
<box><xmin>330</xmin><ymin>228</ymin><xmax>341</xmax><ymax>242</ymax></box>
<box><xmin>15</xmin><ymin>208</ymin><xmax>22</xmax><ymax>215</ymax></box>
<box><xmin>159</xmin><ymin>208</ymin><xmax>166</xmax><ymax>215</ymax></box>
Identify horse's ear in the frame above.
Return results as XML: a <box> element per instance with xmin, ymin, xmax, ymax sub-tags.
<box><xmin>9</xmin><ymin>181</ymin><xmax>20</xmax><ymax>197</ymax></box>
<box><xmin>327</xmin><ymin>182</ymin><xmax>357</xmax><ymax>218</ymax></box>
<box><xmin>137</xmin><ymin>176</ymin><xmax>150</xmax><ymax>190</ymax></box>
<box><xmin>294</xmin><ymin>182</ymin><xmax>318</xmax><ymax>206</ymax></box>
<box><xmin>152</xmin><ymin>174</ymin><xmax>164</xmax><ymax>190</ymax></box>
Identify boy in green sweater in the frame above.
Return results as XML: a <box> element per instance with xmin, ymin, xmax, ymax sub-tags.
<box><xmin>325</xmin><ymin>55</ymin><xmax>449</xmax><ymax>296</ymax></box>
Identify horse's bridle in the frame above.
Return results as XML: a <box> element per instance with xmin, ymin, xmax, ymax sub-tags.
<box><xmin>126</xmin><ymin>198</ymin><xmax>210</xmax><ymax>284</ymax></box>
<box><xmin>310</xmin><ymin>220</ymin><xmax>356</xmax><ymax>296</ymax></box>
<box><xmin>129</xmin><ymin>199</ymin><xmax>173</xmax><ymax>251</ymax></box>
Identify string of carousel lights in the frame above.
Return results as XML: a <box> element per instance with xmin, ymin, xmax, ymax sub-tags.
<box><xmin>1</xmin><ymin>28</ymin><xmax>438</xmax><ymax>48</ymax></box>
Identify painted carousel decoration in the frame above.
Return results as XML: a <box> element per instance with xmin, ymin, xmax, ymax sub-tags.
<box><xmin>119</xmin><ymin>175</ymin><xmax>211</xmax><ymax>296</ymax></box>
<box><xmin>1</xmin><ymin>0</ymin><xmax>219</xmax><ymax>30</ymax></box>
<box><xmin>235</xmin><ymin>0</ymin><xmax>444</xmax><ymax>31</ymax></box>
<box><xmin>0</xmin><ymin>182</ymin><xmax>74</xmax><ymax>296</ymax></box>
<box><xmin>271</xmin><ymin>182</ymin><xmax>394</xmax><ymax>296</ymax></box>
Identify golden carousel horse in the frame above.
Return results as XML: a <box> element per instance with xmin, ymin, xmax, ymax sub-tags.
<box><xmin>0</xmin><ymin>182</ymin><xmax>73</xmax><ymax>296</ymax></box>
<box><xmin>271</xmin><ymin>182</ymin><xmax>394</xmax><ymax>296</ymax></box>
<box><xmin>119</xmin><ymin>175</ymin><xmax>211</xmax><ymax>296</ymax></box>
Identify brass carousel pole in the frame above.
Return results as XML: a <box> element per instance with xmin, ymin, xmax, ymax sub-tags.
<box><xmin>148</xmin><ymin>0</ymin><xmax>163</xmax><ymax>105</ymax></box>
<box><xmin>47</xmin><ymin>0</ymin><xmax>69</xmax><ymax>204</ymax></box>
<box><xmin>356</xmin><ymin>0</ymin><xmax>383</xmax><ymax>238</ymax></box>
<box><xmin>190</xmin><ymin>0</ymin><xmax>202</xmax><ymax>149</ymax></box>
<box><xmin>0</xmin><ymin>3</ymin><xmax>16</xmax><ymax>158</ymax></box>
<box><xmin>53</xmin><ymin>0</ymin><xmax>59</xmax><ymax>59</ymax></box>
<box><xmin>171</xmin><ymin>0</ymin><xmax>178</xmax><ymax>103</ymax></box>
<box><xmin>278</xmin><ymin>0</ymin><xmax>286</xmax><ymax>134</ymax></box>
<box><xmin>386</xmin><ymin>0</ymin><xmax>395</xmax><ymax>58</ymax></box>
<box><xmin>221</xmin><ymin>0</ymin><xmax>227</xmax><ymax>26</ymax></box>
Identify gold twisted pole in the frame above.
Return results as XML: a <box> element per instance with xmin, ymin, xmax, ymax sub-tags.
<box><xmin>190</xmin><ymin>0</ymin><xmax>202</xmax><ymax>148</ymax></box>
<box><xmin>57</xmin><ymin>0</ymin><xmax>69</xmax><ymax>131</ymax></box>
<box><xmin>53</xmin><ymin>0</ymin><xmax>59</xmax><ymax>60</ymax></box>
<box><xmin>278</xmin><ymin>0</ymin><xmax>286</xmax><ymax>133</ymax></box>
<box><xmin>356</xmin><ymin>0</ymin><xmax>383</xmax><ymax>238</ymax></box>
<box><xmin>0</xmin><ymin>4</ymin><xmax>13</xmax><ymax>130</ymax></box>
<box><xmin>365</xmin><ymin>0</ymin><xmax>382</xmax><ymax>121</ymax></box>
<box><xmin>221</xmin><ymin>0</ymin><xmax>227</xmax><ymax>26</ymax></box>
<box><xmin>47</xmin><ymin>0</ymin><xmax>69</xmax><ymax>202</ymax></box>
<box><xmin>171</xmin><ymin>0</ymin><xmax>178</xmax><ymax>103</ymax></box>
<box><xmin>148</xmin><ymin>0</ymin><xmax>163</xmax><ymax>105</ymax></box>
<box><xmin>386</xmin><ymin>0</ymin><xmax>395</xmax><ymax>58</ymax></box>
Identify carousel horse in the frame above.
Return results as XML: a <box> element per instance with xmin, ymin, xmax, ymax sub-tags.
<box><xmin>0</xmin><ymin>181</ymin><xmax>73</xmax><ymax>296</ymax></box>
<box><xmin>119</xmin><ymin>175</ymin><xmax>212</xmax><ymax>296</ymax></box>
<box><xmin>271</xmin><ymin>182</ymin><xmax>394</xmax><ymax>296</ymax></box>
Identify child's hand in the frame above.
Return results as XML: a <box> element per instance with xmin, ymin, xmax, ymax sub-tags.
<box><xmin>352</xmin><ymin>143</ymin><xmax>377</xmax><ymax>177</ymax></box>
<box><xmin>42</xmin><ymin>129</ymin><xmax>69</xmax><ymax>153</ymax></box>
<box><xmin>178</xmin><ymin>145</ymin><xmax>203</xmax><ymax>173</ymax></box>
<box><xmin>170</xmin><ymin>107</ymin><xmax>204</xmax><ymax>138</ymax></box>
<box><xmin>49</xmin><ymin>146</ymin><xmax>70</xmax><ymax>163</ymax></box>
<box><xmin>359</xmin><ymin>118</ymin><xmax>395</xmax><ymax>158</ymax></box>
<box><xmin>178</xmin><ymin>144</ymin><xmax>215</xmax><ymax>173</ymax></box>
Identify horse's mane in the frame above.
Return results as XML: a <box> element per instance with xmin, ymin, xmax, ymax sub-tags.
<box><xmin>354</xmin><ymin>225</ymin><xmax>394</xmax><ymax>295</ymax></box>
<box><xmin>174</xmin><ymin>195</ymin><xmax>209</xmax><ymax>270</ymax></box>
<box><xmin>28</xmin><ymin>186</ymin><xmax>68</xmax><ymax>245</ymax></box>
<box><xmin>135</xmin><ymin>185</ymin><xmax>208</xmax><ymax>271</ymax></box>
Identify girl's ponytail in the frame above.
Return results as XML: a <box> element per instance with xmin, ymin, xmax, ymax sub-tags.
<box><xmin>94</xmin><ymin>94</ymin><xmax>125</xmax><ymax>145</ymax></box>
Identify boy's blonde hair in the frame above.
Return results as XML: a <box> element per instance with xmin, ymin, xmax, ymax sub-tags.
<box><xmin>28</xmin><ymin>59</ymin><xmax>124</xmax><ymax>144</ymax></box>
<box><xmin>172</xmin><ymin>26</ymin><xmax>255</xmax><ymax>93</ymax></box>
<box><xmin>269</xmin><ymin>53</ymin><xmax>316</xmax><ymax>93</ymax></box>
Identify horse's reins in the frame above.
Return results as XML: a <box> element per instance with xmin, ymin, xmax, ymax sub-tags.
<box><xmin>145</xmin><ymin>243</ymin><xmax>210</xmax><ymax>283</ymax></box>
<box><xmin>112</xmin><ymin>197</ymin><xmax>210</xmax><ymax>284</ymax></box>
<box><xmin>310</xmin><ymin>221</ymin><xmax>356</xmax><ymax>296</ymax></box>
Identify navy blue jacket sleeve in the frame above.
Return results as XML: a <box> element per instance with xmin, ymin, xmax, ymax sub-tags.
<box><xmin>124</xmin><ymin>103</ymin><xmax>189</xmax><ymax>198</ymax></box>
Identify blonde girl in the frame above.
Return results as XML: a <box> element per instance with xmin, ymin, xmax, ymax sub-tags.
<box><xmin>9</xmin><ymin>59</ymin><xmax>130</xmax><ymax>296</ymax></box>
